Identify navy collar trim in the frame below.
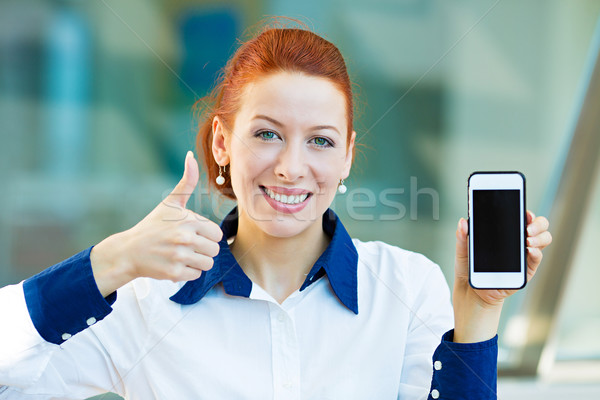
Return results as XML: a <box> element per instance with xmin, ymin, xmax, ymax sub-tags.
<box><xmin>169</xmin><ymin>207</ymin><xmax>359</xmax><ymax>314</ymax></box>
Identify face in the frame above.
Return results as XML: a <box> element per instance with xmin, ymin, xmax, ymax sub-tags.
<box><xmin>212</xmin><ymin>71</ymin><xmax>355</xmax><ymax>238</ymax></box>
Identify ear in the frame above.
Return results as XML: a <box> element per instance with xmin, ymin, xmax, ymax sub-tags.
<box><xmin>212</xmin><ymin>116</ymin><xmax>230</xmax><ymax>166</ymax></box>
<box><xmin>341</xmin><ymin>130</ymin><xmax>356</xmax><ymax>179</ymax></box>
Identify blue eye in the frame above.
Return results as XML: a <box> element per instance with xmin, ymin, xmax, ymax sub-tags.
<box><xmin>256</xmin><ymin>130</ymin><xmax>279</xmax><ymax>141</ymax></box>
<box><xmin>312</xmin><ymin>137</ymin><xmax>333</xmax><ymax>148</ymax></box>
<box><xmin>314</xmin><ymin>137</ymin><xmax>327</xmax><ymax>146</ymax></box>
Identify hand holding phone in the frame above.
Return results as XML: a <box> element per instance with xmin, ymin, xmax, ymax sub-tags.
<box><xmin>468</xmin><ymin>172</ymin><xmax>527</xmax><ymax>289</ymax></box>
<box><xmin>453</xmin><ymin>173</ymin><xmax>550</xmax><ymax>342</ymax></box>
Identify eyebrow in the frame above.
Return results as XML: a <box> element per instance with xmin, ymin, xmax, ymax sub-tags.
<box><xmin>253</xmin><ymin>114</ymin><xmax>341</xmax><ymax>136</ymax></box>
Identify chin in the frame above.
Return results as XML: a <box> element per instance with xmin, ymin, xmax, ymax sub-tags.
<box><xmin>254</xmin><ymin>218</ymin><xmax>315</xmax><ymax>239</ymax></box>
<box><xmin>241</xmin><ymin>196</ymin><xmax>328</xmax><ymax>238</ymax></box>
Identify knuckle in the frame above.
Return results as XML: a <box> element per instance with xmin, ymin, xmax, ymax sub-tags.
<box><xmin>174</xmin><ymin>231</ymin><xmax>191</xmax><ymax>245</ymax></box>
<box><xmin>167</xmin><ymin>264</ymin><xmax>184</xmax><ymax>282</ymax></box>
<box><xmin>171</xmin><ymin>246</ymin><xmax>188</xmax><ymax>263</ymax></box>
<box><xmin>170</xmin><ymin>231</ymin><xmax>182</xmax><ymax>245</ymax></box>
<box><xmin>166</xmin><ymin>247</ymin><xmax>178</xmax><ymax>260</ymax></box>
<box><xmin>184</xmin><ymin>209</ymin><xmax>198</xmax><ymax>220</ymax></box>
<box><xmin>188</xmin><ymin>210</ymin><xmax>204</xmax><ymax>221</ymax></box>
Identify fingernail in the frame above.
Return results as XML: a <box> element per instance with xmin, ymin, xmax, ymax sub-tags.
<box><xmin>527</xmin><ymin>237</ymin><xmax>534</xmax><ymax>246</ymax></box>
<box><xmin>529</xmin><ymin>211</ymin><xmax>536</xmax><ymax>219</ymax></box>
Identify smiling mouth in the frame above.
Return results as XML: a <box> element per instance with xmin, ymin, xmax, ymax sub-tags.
<box><xmin>260</xmin><ymin>186</ymin><xmax>312</xmax><ymax>205</ymax></box>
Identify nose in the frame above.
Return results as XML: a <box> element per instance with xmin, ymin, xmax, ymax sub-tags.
<box><xmin>274</xmin><ymin>141</ymin><xmax>306</xmax><ymax>182</ymax></box>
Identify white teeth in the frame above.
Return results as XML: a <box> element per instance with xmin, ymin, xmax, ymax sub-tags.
<box><xmin>264</xmin><ymin>188</ymin><xmax>309</xmax><ymax>205</ymax></box>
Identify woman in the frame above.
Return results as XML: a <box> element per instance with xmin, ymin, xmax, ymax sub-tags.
<box><xmin>0</xmin><ymin>25</ymin><xmax>551</xmax><ymax>399</ymax></box>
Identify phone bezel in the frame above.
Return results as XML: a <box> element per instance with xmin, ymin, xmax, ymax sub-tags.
<box><xmin>468</xmin><ymin>171</ymin><xmax>527</xmax><ymax>289</ymax></box>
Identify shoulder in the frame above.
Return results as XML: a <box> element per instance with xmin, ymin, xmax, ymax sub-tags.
<box><xmin>353</xmin><ymin>238</ymin><xmax>443</xmax><ymax>278</ymax></box>
<box><xmin>352</xmin><ymin>238</ymin><xmax>450</xmax><ymax>300</ymax></box>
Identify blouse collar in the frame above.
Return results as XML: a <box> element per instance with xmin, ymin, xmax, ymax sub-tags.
<box><xmin>169</xmin><ymin>207</ymin><xmax>359</xmax><ymax>314</ymax></box>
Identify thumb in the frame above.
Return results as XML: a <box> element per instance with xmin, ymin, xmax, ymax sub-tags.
<box><xmin>165</xmin><ymin>151</ymin><xmax>199</xmax><ymax>208</ymax></box>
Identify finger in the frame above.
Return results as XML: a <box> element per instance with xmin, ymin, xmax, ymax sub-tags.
<box><xmin>190</xmin><ymin>235</ymin><xmax>221</xmax><ymax>258</ymax></box>
<box><xmin>197</xmin><ymin>222</ymin><xmax>224</xmax><ymax>243</ymax></box>
<box><xmin>455</xmin><ymin>218</ymin><xmax>469</xmax><ymax>275</ymax></box>
<box><xmin>169</xmin><ymin>264</ymin><xmax>204</xmax><ymax>282</ymax></box>
<box><xmin>164</xmin><ymin>151</ymin><xmax>200</xmax><ymax>208</ymax></box>
<box><xmin>527</xmin><ymin>216</ymin><xmax>550</xmax><ymax>237</ymax></box>
<box><xmin>171</xmin><ymin>246</ymin><xmax>215</xmax><ymax>273</ymax></box>
<box><xmin>456</xmin><ymin>218</ymin><xmax>469</xmax><ymax>247</ymax></box>
<box><xmin>526</xmin><ymin>246</ymin><xmax>543</xmax><ymax>277</ymax></box>
<box><xmin>455</xmin><ymin>218</ymin><xmax>468</xmax><ymax>254</ymax></box>
<box><xmin>527</xmin><ymin>210</ymin><xmax>535</xmax><ymax>224</ymax></box>
<box><xmin>183</xmin><ymin>253</ymin><xmax>215</xmax><ymax>272</ymax></box>
<box><xmin>186</xmin><ymin>213</ymin><xmax>224</xmax><ymax>242</ymax></box>
<box><xmin>527</xmin><ymin>230</ymin><xmax>552</xmax><ymax>249</ymax></box>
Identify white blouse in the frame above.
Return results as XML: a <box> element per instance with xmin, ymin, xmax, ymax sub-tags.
<box><xmin>0</xmin><ymin>209</ymin><xmax>455</xmax><ymax>399</ymax></box>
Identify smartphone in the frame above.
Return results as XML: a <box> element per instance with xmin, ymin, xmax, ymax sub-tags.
<box><xmin>468</xmin><ymin>171</ymin><xmax>527</xmax><ymax>289</ymax></box>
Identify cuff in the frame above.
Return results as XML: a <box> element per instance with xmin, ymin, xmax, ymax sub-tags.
<box><xmin>428</xmin><ymin>329</ymin><xmax>498</xmax><ymax>400</ymax></box>
<box><xmin>23</xmin><ymin>246</ymin><xmax>117</xmax><ymax>345</ymax></box>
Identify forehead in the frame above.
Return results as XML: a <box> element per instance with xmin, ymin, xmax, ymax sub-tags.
<box><xmin>235</xmin><ymin>71</ymin><xmax>347</xmax><ymax>131</ymax></box>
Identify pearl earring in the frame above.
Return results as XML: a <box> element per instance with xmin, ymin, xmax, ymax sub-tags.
<box><xmin>338</xmin><ymin>179</ymin><xmax>347</xmax><ymax>194</ymax></box>
<box><xmin>216</xmin><ymin>165</ymin><xmax>226</xmax><ymax>185</ymax></box>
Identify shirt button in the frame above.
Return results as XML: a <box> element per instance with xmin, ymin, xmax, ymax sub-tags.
<box><xmin>277</xmin><ymin>313</ymin><xmax>286</xmax><ymax>322</ymax></box>
<box><xmin>282</xmin><ymin>382</ymin><xmax>293</xmax><ymax>389</ymax></box>
<box><xmin>86</xmin><ymin>317</ymin><xmax>97</xmax><ymax>326</ymax></box>
<box><xmin>434</xmin><ymin>360</ymin><xmax>442</xmax><ymax>370</ymax></box>
<box><xmin>61</xmin><ymin>333</ymin><xmax>72</xmax><ymax>341</ymax></box>
<box><xmin>431</xmin><ymin>389</ymin><xmax>440</xmax><ymax>399</ymax></box>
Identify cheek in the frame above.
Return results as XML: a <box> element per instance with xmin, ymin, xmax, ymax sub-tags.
<box><xmin>228</xmin><ymin>145</ymin><xmax>272</xmax><ymax>194</ymax></box>
<box><xmin>309</xmin><ymin>153</ymin><xmax>346</xmax><ymax>195</ymax></box>
<box><xmin>312</xmin><ymin>149</ymin><xmax>347</xmax><ymax>178</ymax></box>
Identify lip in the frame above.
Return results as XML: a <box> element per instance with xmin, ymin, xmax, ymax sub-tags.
<box><xmin>260</xmin><ymin>186</ymin><xmax>312</xmax><ymax>214</ymax></box>
<box><xmin>262</xmin><ymin>185</ymin><xmax>312</xmax><ymax>196</ymax></box>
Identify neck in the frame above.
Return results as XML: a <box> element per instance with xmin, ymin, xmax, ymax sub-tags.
<box><xmin>229</xmin><ymin>208</ymin><xmax>330</xmax><ymax>304</ymax></box>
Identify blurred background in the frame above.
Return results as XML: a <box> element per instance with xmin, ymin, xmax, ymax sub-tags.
<box><xmin>1</xmin><ymin>0</ymin><xmax>599</xmax><ymax>398</ymax></box>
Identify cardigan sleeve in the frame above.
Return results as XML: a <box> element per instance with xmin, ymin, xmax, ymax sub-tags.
<box><xmin>0</xmin><ymin>248</ymin><xmax>124</xmax><ymax>398</ymax></box>
<box><xmin>427</xmin><ymin>330</ymin><xmax>498</xmax><ymax>400</ymax></box>
<box><xmin>22</xmin><ymin>246</ymin><xmax>116</xmax><ymax>345</ymax></box>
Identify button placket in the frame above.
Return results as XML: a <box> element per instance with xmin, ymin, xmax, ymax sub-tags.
<box><xmin>269</xmin><ymin>305</ymin><xmax>301</xmax><ymax>400</ymax></box>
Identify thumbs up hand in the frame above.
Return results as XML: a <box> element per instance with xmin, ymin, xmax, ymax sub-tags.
<box><xmin>90</xmin><ymin>152</ymin><xmax>223</xmax><ymax>297</ymax></box>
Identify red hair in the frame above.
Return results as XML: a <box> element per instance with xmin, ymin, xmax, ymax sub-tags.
<box><xmin>195</xmin><ymin>21</ymin><xmax>355</xmax><ymax>200</ymax></box>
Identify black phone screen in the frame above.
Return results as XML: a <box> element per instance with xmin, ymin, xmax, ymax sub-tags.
<box><xmin>472</xmin><ymin>189</ymin><xmax>521</xmax><ymax>272</ymax></box>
